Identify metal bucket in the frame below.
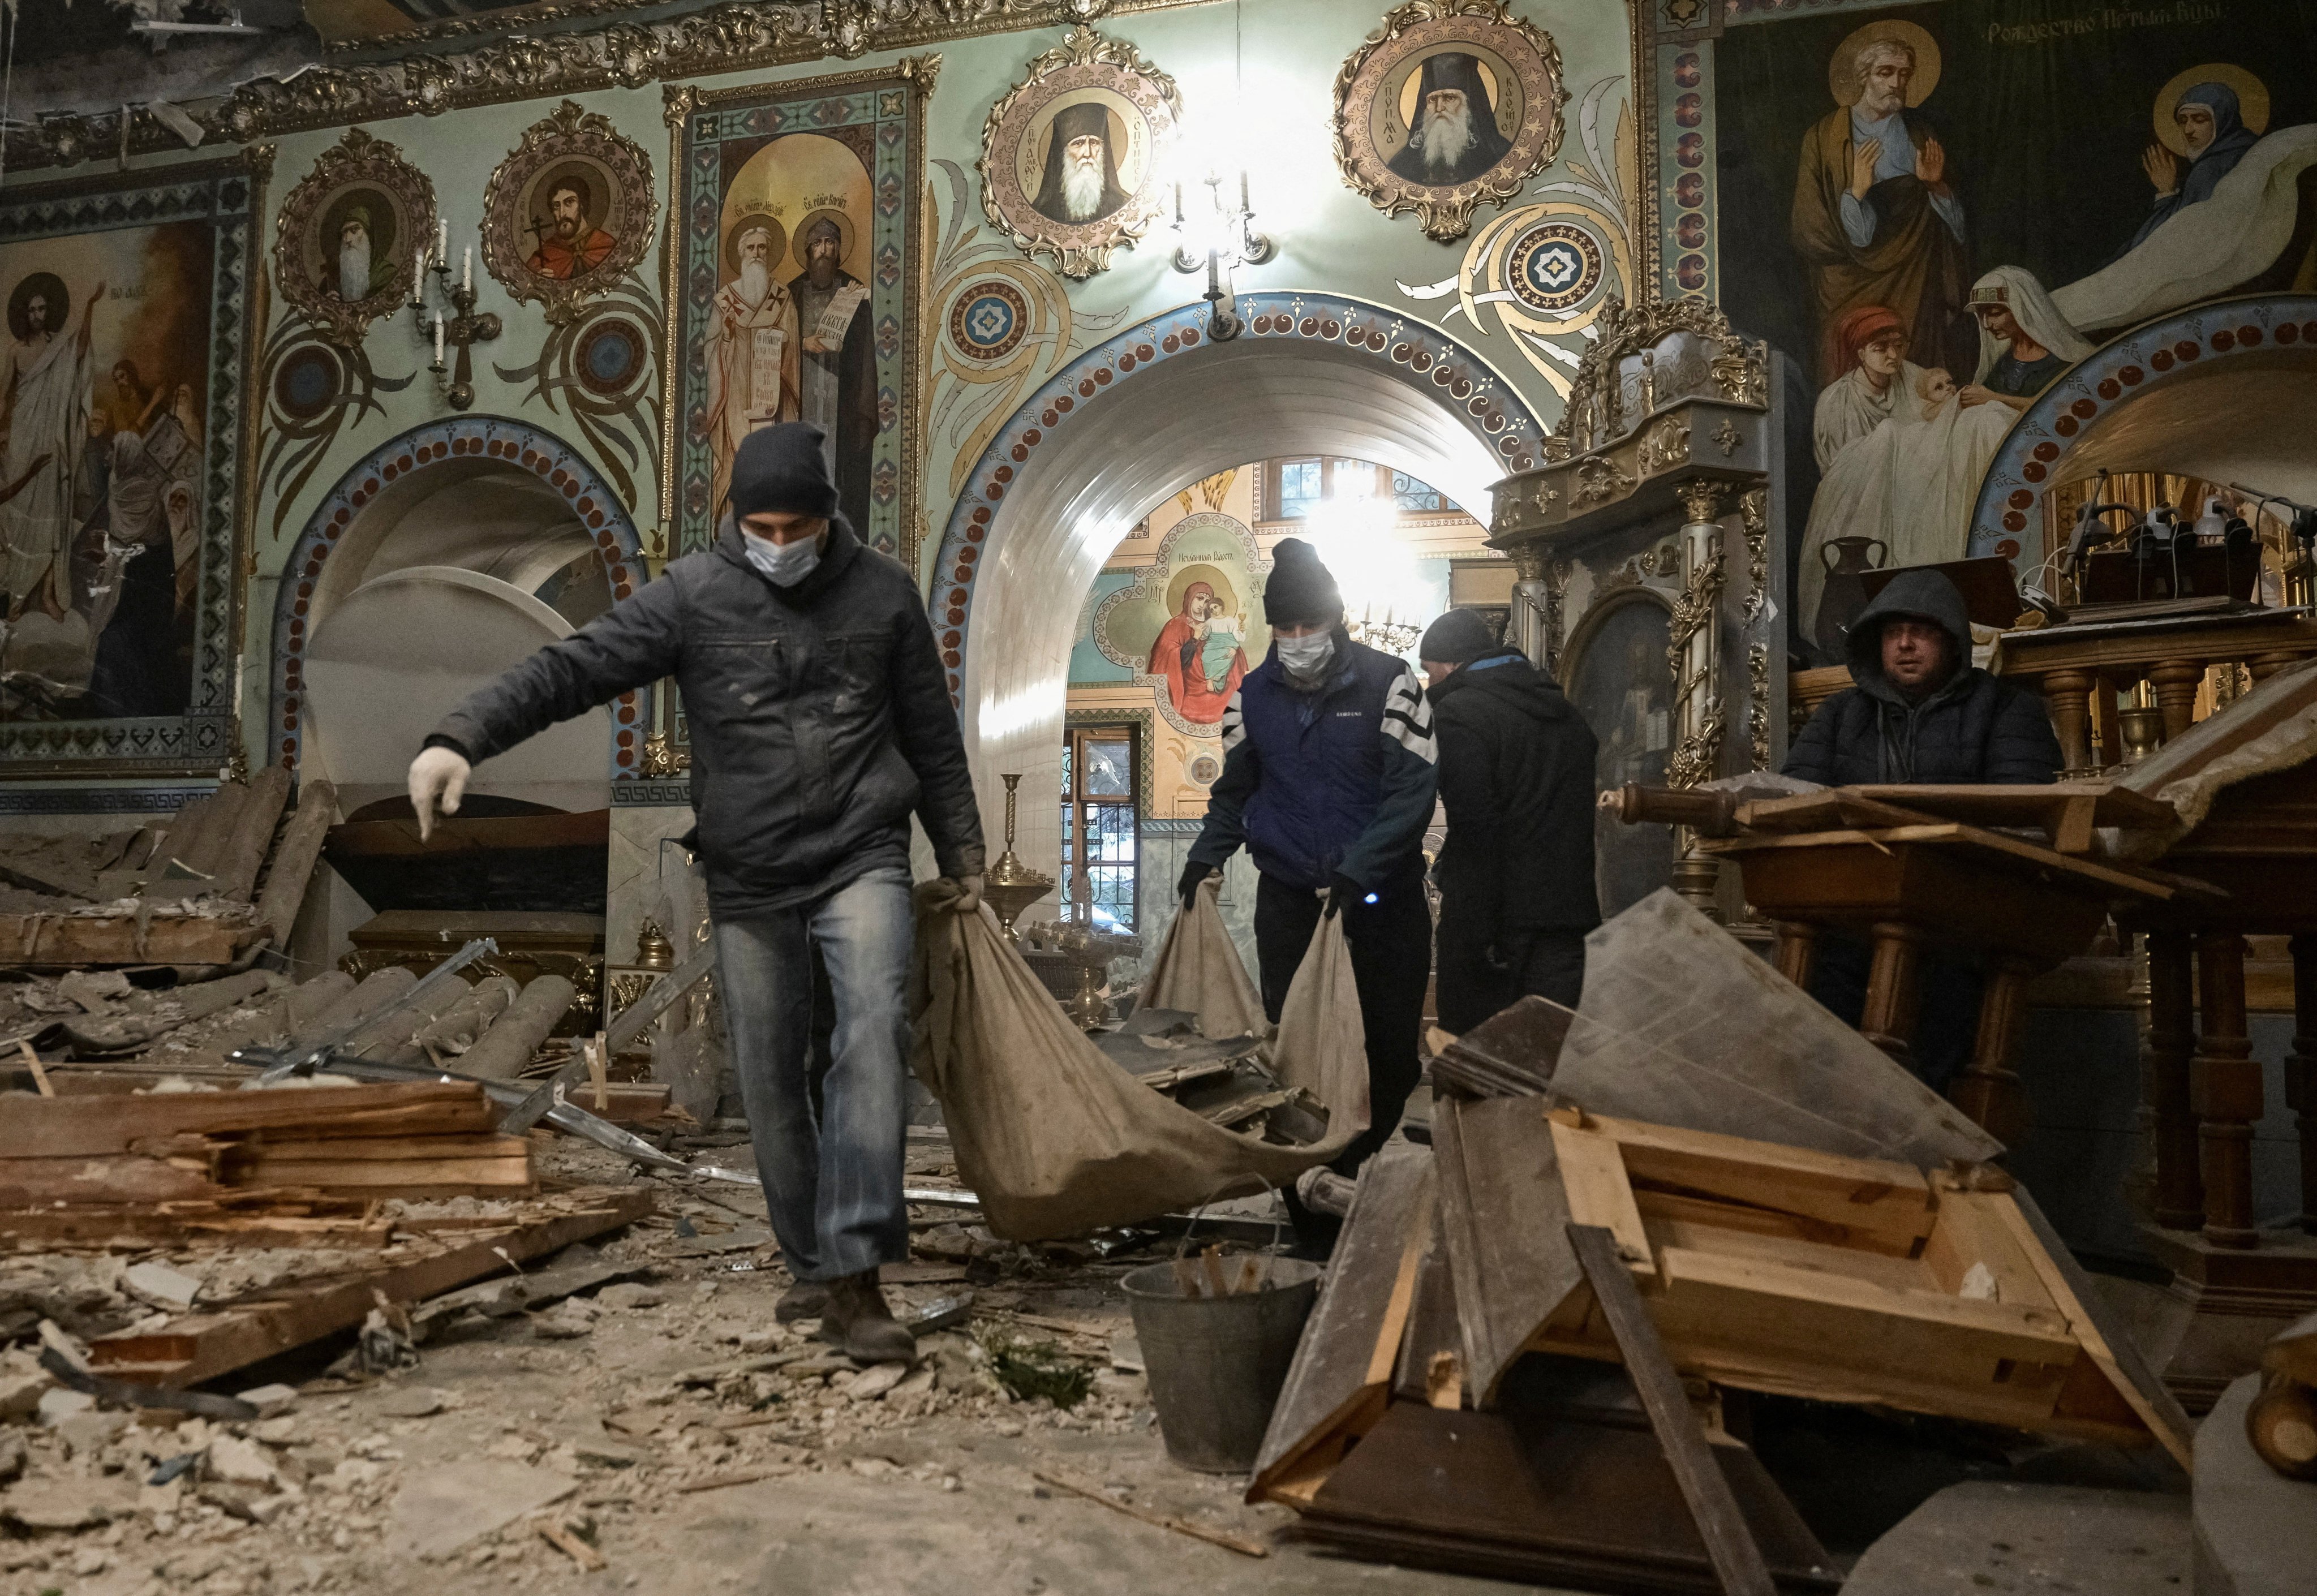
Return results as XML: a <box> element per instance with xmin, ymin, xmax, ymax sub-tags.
<box><xmin>1119</xmin><ymin>1257</ymin><xmax>1323</xmax><ymax>1474</ymax></box>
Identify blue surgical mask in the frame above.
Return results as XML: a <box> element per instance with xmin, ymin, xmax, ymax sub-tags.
<box><xmin>1275</xmin><ymin>631</ymin><xmax>1336</xmax><ymax>683</ymax></box>
<box><xmin>743</xmin><ymin>530</ymin><xmax>821</xmax><ymax>587</ymax></box>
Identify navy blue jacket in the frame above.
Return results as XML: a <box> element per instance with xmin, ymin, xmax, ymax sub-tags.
<box><xmin>1187</xmin><ymin>630</ymin><xmax>1438</xmax><ymax>893</ymax></box>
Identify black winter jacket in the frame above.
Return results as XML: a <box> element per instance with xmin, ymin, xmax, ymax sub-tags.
<box><xmin>429</xmin><ymin>517</ymin><xmax>984</xmax><ymax>920</ymax></box>
<box><xmin>1429</xmin><ymin>650</ymin><xmax>1602</xmax><ymax>938</ymax></box>
<box><xmin>1785</xmin><ymin>569</ymin><xmax>2061</xmax><ymax>786</ymax></box>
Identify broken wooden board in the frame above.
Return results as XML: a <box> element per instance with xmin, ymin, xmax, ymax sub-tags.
<box><xmin>1433</xmin><ymin>1094</ymin><xmax>1581</xmax><ymax>1406</ymax></box>
<box><xmin>1292</xmin><ymin>1401</ymin><xmax>1840</xmax><ymax>1595</ymax></box>
<box><xmin>1737</xmin><ymin>782</ymin><xmax>2178</xmax><ymax>854</ymax></box>
<box><xmin>86</xmin><ymin>1185</ymin><xmax>654</xmax><ymax>1388</ymax></box>
<box><xmin>1519</xmin><ymin>1107</ymin><xmax>2192</xmax><ymax>1461</ymax></box>
<box><xmin>1429</xmin><ymin>996</ymin><xmax>1574</xmax><ymax>1100</ymax></box>
<box><xmin>0</xmin><ymin>1081</ymin><xmax>497</xmax><ymax>1160</ymax></box>
<box><xmin>1246</xmin><ymin>1141</ymin><xmax>1432</xmax><ymax>1506</ymax></box>
<box><xmin>0</xmin><ymin>907</ymin><xmax>263</xmax><ymax>969</ymax></box>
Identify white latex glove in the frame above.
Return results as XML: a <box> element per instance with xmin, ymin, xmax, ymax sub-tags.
<box><xmin>407</xmin><ymin>746</ymin><xmax>471</xmax><ymax>842</ymax></box>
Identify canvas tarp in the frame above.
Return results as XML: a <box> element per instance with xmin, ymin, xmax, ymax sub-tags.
<box><xmin>1138</xmin><ymin>872</ymin><xmax>1268</xmax><ymax>1042</ymax></box>
<box><xmin>908</xmin><ymin>877</ymin><xmax>1369</xmax><ymax>1240</ymax></box>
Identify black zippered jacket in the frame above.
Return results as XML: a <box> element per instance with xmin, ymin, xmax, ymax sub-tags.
<box><xmin>427</xmin><ymin>517</ymin><xmax>983</xmax><ymax>920</ymax></box>
<box><xmin>1429</xmin><ymin>650</ymin><xmax>1602</xmax><ymax>939</ymax></box>
<box><xmin>1784</xmin><ymin>569</ymin><xmax>2061</xmax><ymax>786</ymax></box>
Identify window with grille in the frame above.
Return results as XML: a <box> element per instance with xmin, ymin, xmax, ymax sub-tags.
<box><xmin>1059</xmin><ymin>726</ymin><xmax>1138</xmax><ymax>932</ymax></box>
<box><xmin>1261</xmin><ymin>457</ymin><xmax>1452</xmax><ymax>522</ymax></box>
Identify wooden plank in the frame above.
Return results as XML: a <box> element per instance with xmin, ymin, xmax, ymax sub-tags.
<box><xmin>1640</xmin><ymin>1215</ymin><xmax>1932</xmax><ymax>1297</ymax></box>
<box><xmin>1435</xmin><ymin>1096</ymin><xmax>1583</xmax><ymax>1406</ymax></box>
<box><xmin>1247</xmin><ymin>1141</ymin><xmax>1432</xmax><ymax>1504</ymax></box>
<box><xmin>175</xmin><ymin>780</ymin><xmax>250</xmax><ymax>877</ymax></box>
<box><xmin>0</xmin><ymin>1081</ymin><xmax>493</xmax><ymax>1158</ymax></box>
<box><xmin>1568</xmin><ymin>1223</ymin><xmax>1778</xmax><ymax>1596</ymax></box>
<box><xmin>1587</xmin><ymin>1114</ymin><xmax>1936</xmax><ymax>1259</ymax></box>
<box><xmin>255</xmin><ymin>777</ymin><xmax>336</xmax><ymax>948</ymax></box>
<box><xmin>1390</xmin><ymin>1201</ymin><xmax>1462</xmax><ymax>1406</ymax></box>
<box><xmin>1916</xmin><ymin>1188</ymin><xmax>2060</xmax><ymax>1313</ymax></box>
<box><xmin>0</xmin><ymin>911</ymin><xmax>257</xmax><ymax>969</ymax></box>
<box><xmin>1708</xmin><ymin>822</ymin><xmax>2180</xmax><ymax>900</ymax></box>
<box><xmin>0</xmin><ymin>1155</ymin><xmax>222</xmax><ymax>1206</ymax></box>
<box><xmin>1741</xmin><ymin>783</ymin><xmax>2178</xmax><ymax>842</ymax></box>
<box><xmin>1651</xmin><ymin>1246</ymin><xmax>2080</xmax><ymax>1379</ymax></box>
<box><xmin>1996</xmin><ymin>1188</ymin><xmax>2195</xmax><ymax>1469</ymax></box>
<box><xmin>238</xmin><ymin>1156</ymin><xmax>535</xmax><ymax>1189</ymax></box>
<box><xmin>209</xmin><ymin>765</ymin><xmax>293</xmax><ymax>903</ymax></box>
<box><xmin>242</xmin><ymin>1135</ymin><xmax>531</xmax><ymax>1163</ymax></box>
<box><xmin>87</xmin><ymin>1186</ymin><xmax>654</xmax><ymax>1387</ymax></box>
<box><xmin>1549</xmin><ymin>1117</ymin><xmax>1653</xmax><ymax>1271</ymax></box>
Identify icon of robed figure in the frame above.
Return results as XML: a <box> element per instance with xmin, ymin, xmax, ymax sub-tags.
<box><xmin>702</xmin><ymin>218</ymin><xmax>803</xmax><ymax>519</ymax></box>
<box><xmin>1386</xmin><ymin>51</ymin><xmax>1515</xmax><ymax>188</ymax></box>
<box><xmin>1</xmin><ymin>274</ymin><xmax>102</xmax><ymax>621</ymax></box>
<box><xmin>1147</xmin><ymin>579</ymin><xmax>1246</xmax><ymax>726</ymax></box>
<box><xmin>527</xmin><ymin>174</ymin><xmax>618</xmax><ymax>281</ymax></box>
<box><xmin>1030</xmin><ymin>101</ymin><xmax>1132</xmax><ymax>226</ymax></box>
<box><xmin>785</xmin><ymin>216</ymin><xmax>875</xmax><ymax>540</ymax></box>
<box><xmin>1791</xmin><ymin>35</ymin><xmax>1974</xmax><ymax>384</ymax></box>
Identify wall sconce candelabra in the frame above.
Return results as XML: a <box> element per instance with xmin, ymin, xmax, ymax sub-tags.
<box><xmin>1170</xmin><ymin>169</ymin><xmax>1273</xmax><ymax>342</ymax></box>
<box><xmin>409</xmin><ymin>226</ymin><xmax>501</xmax><ymax>411</ymax></box>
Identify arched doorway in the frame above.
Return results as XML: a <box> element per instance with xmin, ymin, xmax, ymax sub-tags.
<box><xmin>928</xmin><ymin>291</ymin><xmax>1546</xmax><ymax>884</ymax></box>
<box><xmin>269</xmin><ymin>416</ymin><xmax>651</xmax><ymax>812</ymax></box>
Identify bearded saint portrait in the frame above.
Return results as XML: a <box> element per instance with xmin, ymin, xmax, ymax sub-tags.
<box><xmin>1030</xmin><ymin>101</ymin><xmax>1133</xmax><ymax>226</ymax></box>
<box><xmin>320</xmin><ymin>203</ymin><xmax>396</xmax><ymax>303</ymax></box>
<box><xmin>1147</xmin><ymin>579</ymin><xmax>1246</xmax><ymax>726</ymax></box>
<box><xmin>702</xmin><ymin>220</ymin><xmax>802</xmax><ymax>518</ymax></box>
<box><xmin>1385</xmin><ymin>51</ymin><xmax>1515</xmax><ymax>188</ymax></box>
<box><xmin>527</xmin><ymin>174</ymin><xmax>618</xmax><ymax>281</ymax></box>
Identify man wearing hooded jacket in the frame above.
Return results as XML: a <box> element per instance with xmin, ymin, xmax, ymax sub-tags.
<box><xmin>406</xmin><ymin>423</ymin><xmax>984</xmax><ymax>1363</ymax></box>
<box><xmin>1180</xmin><ymin>539</ymin><xmax>1437</xmax><ymax>1188</ymax></box>
<box><xmin>1418</xmin><ymin>609</ymin><xmax>1600</xmax><ymax>1031</ymax></box>
<box><xmin>1784</xmin><ymin>567</ymin><xmax>2061</xmax><ymax>1086</ymax></box>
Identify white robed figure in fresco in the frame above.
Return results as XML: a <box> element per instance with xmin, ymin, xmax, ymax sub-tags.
<box><xmin>0</xmin><ymin>273</ymin><xmax>102</xmax><ymax>622</ymax></box>
<box><xmin>701</xmin><ymin>221</ymin><xmax>801</xmax><ymax>520</ymax></box>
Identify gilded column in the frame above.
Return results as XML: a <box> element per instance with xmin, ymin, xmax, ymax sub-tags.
<box><xmin>1667</xmin><ymin>479</ymin><xmax>1728</xmax><ymax>917</ymax></box>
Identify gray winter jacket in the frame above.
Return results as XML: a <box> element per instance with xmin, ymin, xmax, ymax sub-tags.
<box><xmin>1784</xmin><ymin>569</ymin><xmax>2062</xmax><ymax>786</ymax></box>
<box><xmin>428</xmin><ymin>517</ymin><xmax>983</xmax><ymax>920</ymax></box>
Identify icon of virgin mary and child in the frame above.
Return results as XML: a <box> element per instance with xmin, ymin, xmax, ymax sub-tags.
<box><xmin>1147</xmin><ymin>570</ymin><xmax>1248</xmax><ymax>726</ymax></box>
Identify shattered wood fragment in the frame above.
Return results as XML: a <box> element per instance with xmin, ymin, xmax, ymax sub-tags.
<box><xmin>85</xmin><ymin>1185</ymin><xmax>652</xmax><ymax>1388</ymax></box>
<box><xmin>1247</xmin><ymin>1141</ymin><xmax>1432</xmax><ymax>1506</ymax></box>
<box><xmin>209</xmin><ymin>764</ymin><xmax>294</xmax><ymax>903</ymax></box>
<box><xmin>285</xmin><ymin>965</ymin><xmax>419</xmax><ymax>1049</ymax></box>
<box><xmin>254</xmin><ymin>776</ymin><xmax>337</xmax><ymax>946</ymax></box>
<box><xmin>1034</xmin><ymin>1468</ymin><xmax>1269</xmax><ymax>1558</ymax></box>
<box><xmin>1433</xmin><ymin>1095</ymin><xmax>1583</xmax><ymax>1408</ymax></box>
<box><xmin>456</xmin><ymin>974</ymin><xmax>577</xmax><ymax>1081</ymax></box>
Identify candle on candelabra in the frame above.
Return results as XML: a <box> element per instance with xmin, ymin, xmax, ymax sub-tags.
<box><xmin>461</xmin><ymin>247</ymin><xmax>472</xmax><ymax>294</ymax></box>
<box><xmin>433</xmin><ymin>311</ymin><xmax>445</xmax><ymax>365</ymax></box>
<box><xmin>436</xmin><ymin>218</ymin><xmax>448</xmax><ymax>266</ymax></box>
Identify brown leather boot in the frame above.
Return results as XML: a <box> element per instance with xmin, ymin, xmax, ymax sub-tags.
<box><xmin>816</xmin><ymin>1269</ymin><xmax>916</xmax><ymax>1363</ymax></box>
<box><xmin>775</xmin><ymin>1279</ymin><xmax>829</xmax><ymax>1323</ymax></box>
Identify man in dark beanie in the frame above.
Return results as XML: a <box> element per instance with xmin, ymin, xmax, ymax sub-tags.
<box><xmin>1418</xmin><ymin>608</ymin><xmax>1600</xmax><ymax>1029</ymax></box>
<box><xmin>1180</xmin><ymin>537</ymin><xmax>1437</xmax><ymax>1233</ymax></box>
<box><xmin>407</xmin><ymin>422</ymin><xmax>984</xmax><ymax>1363</ymax></box>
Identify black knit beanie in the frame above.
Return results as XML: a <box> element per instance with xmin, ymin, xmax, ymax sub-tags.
<box><xmin>1419</xmin><ymin>608</ymin><xmax>1499</xmax><ymax>665</ymax></box>
<box><xmin>729</xmin><ymin>422</ymin><xmax>838</xmax><ymax>521</ymax></box>
<box><xmin>1263</xmin><ymin>537</ymin><xmax>1343</xmax><ymax>628</ymax></box>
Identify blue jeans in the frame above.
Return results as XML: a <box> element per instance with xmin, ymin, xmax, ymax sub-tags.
<box><xmin>713</xmin><ymin>865</ymin><xmax>914</xmax><ymax>1281</ymax></box>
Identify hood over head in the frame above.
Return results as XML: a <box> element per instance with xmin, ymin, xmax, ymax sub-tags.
<box><xmin>1846</xmin><ymin>567</ymin><xmax>1972</xmax><ymax>702</ymax></box>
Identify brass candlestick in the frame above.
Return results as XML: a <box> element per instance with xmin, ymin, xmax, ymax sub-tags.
<box><xmin>981</xmin><ymin>773</ymin><xmax>1055</xmax><ymax>944</ymax></box>
<box><xmin>1024</xmin><ymin>916</ymin><xmax>1137</xmax><ymax>1031</ymax></box>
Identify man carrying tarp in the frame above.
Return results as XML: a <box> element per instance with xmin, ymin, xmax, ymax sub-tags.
<box><xmin>405</xmin><ymin>422</ymin><xmax>985</xmax><ymax>1363</ymax></box>
<box><xmin>1418</xmin><ymin>607</ymin><xmax>1600</xmax><ymax>1030</ymax></box>
<box><xmin>1783</xmin><ymin>566</ymin><xmax>2061</xmax><ymax>1088</ymax></box>
<box><xmin>1178</xmin><ymin>537</ymin><xmax>1437</xmax><ymax>1240</ymax></box>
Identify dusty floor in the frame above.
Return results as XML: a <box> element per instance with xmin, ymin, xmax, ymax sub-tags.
<box><xmin>1</xmin><ymin>1131</ymin><xmax>1554</xmax><ymax>1596</ymax></box>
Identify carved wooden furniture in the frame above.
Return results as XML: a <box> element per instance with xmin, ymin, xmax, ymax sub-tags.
<box><xmin>1486</xmin><ymin>298</ymin><xmax>1786</xmax><ymax>919</ymax></box>
<box><xmin>2111</xmin><ymin>661</ymin><xmax>2317</xmax><ymax>1408</ymax></box>
<box><xmin>1995</xmin><ymin>606</ymin><xmax>2317</xmax><ymax>775</ymax></box>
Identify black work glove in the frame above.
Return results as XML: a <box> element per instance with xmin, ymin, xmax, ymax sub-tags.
<box><xmin>1178</xmin><ymin>861</ymin><xmax>1214</xmax><ymax>910</ymax></box>
<box><xmin>1324</xmin><ymin>871</ymin><xmax>1366</xmax><ymax>919</ymax></box>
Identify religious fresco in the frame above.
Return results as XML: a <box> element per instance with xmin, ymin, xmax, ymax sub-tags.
<box><xmin>480</xmin><ymin>100</ymin><xmax>656</xmax><ymax>326</ymax></box>
<box><xmin>1706</xmin><ymin>3</ymin><xmax>2317</xmax><ymax>655</ymax></box>
<box><xmin>0</xmin><ymin>153</ymin><xmax>261</xmax><ymax>772</ymax></box>
<box><xmin>272</xmin><ymin>128</ymin><xmax>438</xmax><ymax>350</ymax></box>
<box><xmin>1334</xmin><ymin>0</ymin><xmax>1568</xmax><ymax>242</ymax></box>
<box><xmin>1090</xmin><ymin>511</ymin><xmax>1271</xmax><ymax>739</ymax></box>
<box><xmin>662</xmin><ymin>61</ymin><xmax>930</xmax><ymax>563</ymax></box>
<box><xmin>978</xmin><ymin>27</ymin><xmax>1181</xmax><ymax>280</ymax></box>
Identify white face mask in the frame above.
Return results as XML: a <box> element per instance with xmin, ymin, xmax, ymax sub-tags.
<box><xmin>743</xmin><ymin>530</ymin><xmax>820</xmax><ymax>587</ymax></box>
<box><xmin>1275</xmin><ymin>630</ymin><xmax>1336</xmax><ymax>683</ymax></box>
